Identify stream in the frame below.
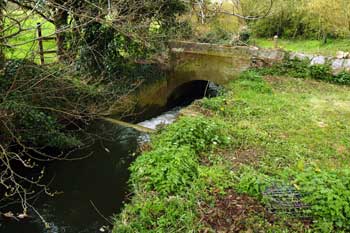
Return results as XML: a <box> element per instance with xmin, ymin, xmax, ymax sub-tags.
<box><xmin>0</xmin><ymin>108</ymin><xmax>181</xmax><ymax>233</ymax></box>
<box><xmin>0</xmin><ymin>80</ymin><xmax>219</xmax><ymax>233</ymax></box>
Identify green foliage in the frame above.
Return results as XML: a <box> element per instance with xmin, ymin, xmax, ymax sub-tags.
<box><xmin>130</xmin><ymin>146</ymin><xmax>198</xmax><ymax>196</ymax></box>
<box><xmin>115</xmin><ymin>195</ymin><xmax>197</xmax><ymax>233</ymax></box>
<box><xmin>0</xmin><ymin>59</ymin><xmax>118</xmax><ymax>150</ymax></box>
<box><xmin>247</xmin><ymin>0</ymin><xmax>350</xmax><ymax>39</ymax></box>
<box><xmin>199</xmin><ymin>72</ymin><xmax>350</xmax><ymax>231</ymax></box>
<box><xmin>309</xmin><ymin>64</ymin><xmax>332</xmax><ymax>80</ymax></box>
<box><xmin>294</xmin><ymin>168</ymin><xmax>350</xmax><ymax>232</ymax></box>
<box><xmin>154</xmin><ymin>116</ymin><xmax>231</xmax><ymax>152</ymax></box>
<box><xmin>4</xmin><ymin>12</ymin><xmax>57</xmax><ymax>63</ymax></box>
<box><xmin>116</xmin><ymin>71</ymin><xmax>350</xmax><ymax>232</ymax></box>
<box><xmin>114</xmin><ymin>116</ymin><xmax>233</xmax><ymax>232</ymax></box>
<box><xmin>234</xmin><ymin>166</ymin><xmax>271</xmax><ymax>197</ymax></box>
<box><xmin>257</xmin><ymin>58</ymin><xmax>311</xmax><ymax>79</ymax></box>
<box><xmin>254</xmin><ymin>38</ymin><xmax>350</xmax><ymax>56</ymax></box>
<box><xmin>256</xmin><ymin>59</ymin><xmax>350</xmax><ymax>86</ymax></box>
<box><xmin>237</xmin><ymin>71</ymin><xmax>273</xmax><ymax>94</ymax></box>
<box><xmin>334</xmin><ymin>71</ymin><xmax>350</xmax><ymax>85</ymax></box>
<box><xmin>198</xmin><ymin>26</ymin><xmax>233</xmax><ymax>44</ymax></box>
<box><xmin>77</xmin><ymin>23</ymin><xmax>145</xmax><ymax>77</ymax></box>
<box><xmin>2</xmin><ymin>101</ymin><xmax>80</xmax><ymax>148</ymax></box>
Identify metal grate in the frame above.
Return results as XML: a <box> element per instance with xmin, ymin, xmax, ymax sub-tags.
<box><xmin>263</xmin><ymin>185</ymin><xmax>310</xmax><ymax>218</ymax></box>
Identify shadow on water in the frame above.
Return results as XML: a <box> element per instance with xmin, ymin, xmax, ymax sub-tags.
<box><xmin>0</xmin><ymin>80</ymin><xmax>222</xmax><ymax>233</ymax></box>
<box><xmin>0</xmin><ymin>121</ymin><xmax>141</xmax><ymax>233</ymax></box>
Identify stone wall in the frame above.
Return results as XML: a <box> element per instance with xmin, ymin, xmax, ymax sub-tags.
<box><xmin>170</xmin><ymin>41</ymin><xmax>350</xmax><ymax>74</ymax></box>
<box><xmin>290</xmin><ymin>52</ymin><xmax>350</xmax><ymax>73</ymax></box>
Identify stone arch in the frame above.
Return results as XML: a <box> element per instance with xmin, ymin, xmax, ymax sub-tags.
<box><xmin>165</xmin><ymin>80</ymin><xmax>210</xmax><ymax>108</ymax></box>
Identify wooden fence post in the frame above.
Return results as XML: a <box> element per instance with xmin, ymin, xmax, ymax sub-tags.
<box><xmin>37</xmin><ymin>23</ymin><xmax>45</xmax><ymax>65</ymax></box>
<box><xmin>274</xmin><ymin>35</ymin><xmax>279</xmax><ymax>49</ymax></box>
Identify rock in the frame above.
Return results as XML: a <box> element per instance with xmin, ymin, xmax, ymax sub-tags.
<box><xmin>331</xmin><ymin>59</ymin><xmax>345</xmax><ymax>70</ymax></box>
<box><xmin>290</xmin><ymin>52</ymin><xmax>313</xmax><ymax>61</ymax></box>
<box><xmin>343</xmin><ymin>59</ymin><xmax>350</xmax><ymax>72</ymax></box>
<box><xmin>311</xmin><ymin>56</ymin><xmax>326</xmax><ymax>65</ymax></box>
<box><xmin>336</xmin><ymin>51</ymin><xmax>349</xmax><ymax>59</ymax></box>
<box><xmin>257</xmin><ymin>49</ymin><xmax>285</xmax><ymax>62</ymax></box>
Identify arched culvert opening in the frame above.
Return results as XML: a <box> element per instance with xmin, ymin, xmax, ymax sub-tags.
<box><xmin>166</xmin><ymin>80</ymin><xmax>222</xmax><ymax>108</ymax></box>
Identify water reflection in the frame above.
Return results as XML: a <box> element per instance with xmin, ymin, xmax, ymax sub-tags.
<box><xmin>0</xmin><ymin>122</ymin><xmax>140</xmax><ymax>233</ymax></box>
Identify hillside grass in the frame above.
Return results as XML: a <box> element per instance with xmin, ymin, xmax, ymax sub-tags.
<box><xmin>254</xmin><ymin>38</ymin><xmax>350</xmax><ymax>56</ymax></box>
<box><xmin>114</xmin><ymin>70</ymin><xmax>350</xmax><ymax>232</ymax></box>
<box><xmin>5</xmin><ymin>11</ymin><xmax>57</xmax><ymax>63</ymax></box>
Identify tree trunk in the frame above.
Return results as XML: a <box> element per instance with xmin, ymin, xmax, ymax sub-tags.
<box><xmin>54</xmin><ymin>8</ymin><xmax>69</xmax><ymax>62</ymax></box>
<box><xmin>0</xmin><ymin>2</ymin><xmax>5</xmax><ymax>70</ymax></box>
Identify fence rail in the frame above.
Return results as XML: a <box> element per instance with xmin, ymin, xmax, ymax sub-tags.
<box><xmin>36</xmin><ymin>22</ymin><xmax>57</xmax><ymax>65</ymax></box>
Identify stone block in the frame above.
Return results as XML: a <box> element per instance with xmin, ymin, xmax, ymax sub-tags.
<box><xmin>257</xmin><ymin>49</ymin><xmax>285</xmax><ymax>61</ymax></box>
<box><xmin>342</xmin><ymin>59</ymin><xmax>350</xmax><ymax>71</ymax></box>
<box><xmin>290</xmin><ymin>52</ymin><xmax>313</xmax><ymax>61</ymax></box>
<box><xmin>311</xmin><ymin>56</ymin><xmax>326</xmax><ymax>65</ymax></box>
<box><xmin>331</xmin><ymin>59</ymin><xmax>345</xmax><ymax>70</ymax></box>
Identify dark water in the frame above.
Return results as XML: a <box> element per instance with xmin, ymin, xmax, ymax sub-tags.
<box><xmin>0</xmin><ymin>121</ymin><xmax>140</xmax><ymax>233</ymax></box>
<box><xmin>0</xmin><ymin>80</ymin><xmax>221</xmax><ymax>233</ymax></box>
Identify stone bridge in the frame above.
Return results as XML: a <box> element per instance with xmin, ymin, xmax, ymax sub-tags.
<box><xmin>132</xmin><ymin>41</ymin><xmax>285</xmax><ymax>112</ymax></box>
<box><xmin>109</xmin><ymin>41</ymin><xmax>350</xmax><ymax>117</ymax></box>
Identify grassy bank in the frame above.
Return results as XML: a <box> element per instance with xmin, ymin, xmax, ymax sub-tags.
<box><xmin>113</xmin><ymin>69</ymin><xmax>350</xmax><ymax>232</ymax></box>
<box><xmin>254</xmin><ymin>38</ymin><xmax>350</xmax><ymax>56</ymax></box>
<box><xmin>5</xmin><ymin>11</ymin><xmax>57</xmax><ymax>63</ymax></box>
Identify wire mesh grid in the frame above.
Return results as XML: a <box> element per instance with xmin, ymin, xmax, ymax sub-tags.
<box><xmin>263</xmin><ymin>185</ymin><xmax>311</xmax><ymax>219</ymax></box>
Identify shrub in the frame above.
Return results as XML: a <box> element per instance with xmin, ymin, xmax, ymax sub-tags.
<box><xmin>234</xmin><ymin>166</ymin><xmax>272</xmax><ymax>197</ymax></box>
<box><xmin>130</xmin><ymin>146</ymin><xmax>198</xmax><ymax>196</ymax></box>
<box><xmin>154</xmin><ymin>116</ymin><xmax>231</xmax><ymax>152</ymax></box>
<box><xmin>198</xmin><ymin>26</ymin><xmax>233</xmax><ymax>44</ymax></box>
<box><xmin>295</xmin><ymin>168</ymin><xmax>350</xmax><ymax>232</ymax></box>
<box><xmin>309</xmin><ymin>64</ymin><xmax>332</xmax><ymax>81</ymax></box>
<box><xmin>334</xmin><ymin>71</ymin><xmax>350</xmax><ymax>85</ymax></box>
<box><xmin>255</xmin><ymin>59</ymin><xmax>350</xmax><ymax>86</ymax></box>
<box><xmin>257</xmin><ymin>59</ymin><xmax>311</xmax><ymax>79</ymax></box>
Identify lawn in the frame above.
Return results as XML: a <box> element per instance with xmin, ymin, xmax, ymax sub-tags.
<box><xmin>4</xmin><ymin>11</ymin><xmax>57</xmax><ymax>63</ymax></box>
<box><xmin>114</xmin><ymin>71</ymin><xmax>350</xmax><ymax>232</ymax></box>
<box><xmin>254</xmin><ymin>38</ymin><xmax>350</xmax><ymax>56</ymax></box>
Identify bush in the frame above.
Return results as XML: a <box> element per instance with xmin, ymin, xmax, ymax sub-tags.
<box><xmin>256</xmin><ymin>59</ymin><xmax>310</xmax><ymax>79</ymax></box>
<box><xmin>234</xmin><ymin>166</ymin><xmax>272</xmax><ymax>198</ymax></box>
<box><xmin>130</xmin><ymin>146</ymin><xmax>198</xmax><ymax>196</ymax></box>
<box><xmin>114</xmin><ymin>116</ymin><xmax>233</xmax><ymax>232</ymax></box>
<box><xmin>154</xmin><ymin>116</ymin><xmax>231</xmax><ymax>152</ymax></box>
<box><xmin>198</xmin><ymin>26</ymin><xmax>233</xmax><ymax>44</ymax></box>
<box><xmin>295</xmin><ymin>168</ymin><xmax>350</xmax><ymax>232</ymax></box>
<box><xmin>309</xmin><ymin>64</ymin><xmax>332</xmax><ymax>81</ymax></box>
<box><xmin>255</xmin><ymin>59</ymin><xmax>350</xmax><ymax>86</ymax></box>
<box><xmin>334</xmin><ymin>71</ymin><xmax>350</xmax><ymax>85</ymax></box>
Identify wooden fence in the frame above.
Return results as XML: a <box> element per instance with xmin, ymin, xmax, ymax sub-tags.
<box><xmin>36</xmin><ymin>22</ymin><xmax>57</xmax><ymax>65</ymax></box>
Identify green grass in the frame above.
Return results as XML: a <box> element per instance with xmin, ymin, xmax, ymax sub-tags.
<box><xmin>114</xmin><ymin>71</ymin><xmax>350</xmax><ymax>232</ymax></box>
<box><xmin>253</xmin><ymin>38</ymin><xmax>350</xmax><ymax>56</ymax></box>
<box><xmin>5</xmin><ymin>11</ymin><xmax>57</xmax><ymax>63</ymax></box>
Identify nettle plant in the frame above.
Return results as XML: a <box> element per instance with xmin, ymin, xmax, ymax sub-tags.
<box><xmin>153</xmin><ymin>116</ymin><xmax>231</xmax><ymax>153</ymax></box>
<box><xmin>294</xmin><ymin>168</ymin><xmax>350</xmax><ymax>232</ymax></box>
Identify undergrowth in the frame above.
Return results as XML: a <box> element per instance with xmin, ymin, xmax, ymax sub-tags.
<box><xmin>115</xmin><ymin>70</ymin><xmax>350</xmax><ymax>232</ymax></box>
<box><xmin>256</xmin><ymin>58</ymin><xmax>350</xmax><ymax>85</ymax></box>
<box><xmin>114</xmin><ymin>116</ymin><xmax>233</xmax><ymax>232</ymax></box>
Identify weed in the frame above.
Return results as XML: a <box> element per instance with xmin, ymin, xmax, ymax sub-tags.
<box><xmin>130</xmin><ymin>146</ymin><xmax>198</xmax><ymax>196</ymax></box>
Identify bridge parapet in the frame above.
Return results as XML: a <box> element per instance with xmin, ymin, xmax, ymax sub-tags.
<box><xmin>169</xmin><ymin>41</ymin><xmax>286</xmax><ymax>67</ymax></box>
